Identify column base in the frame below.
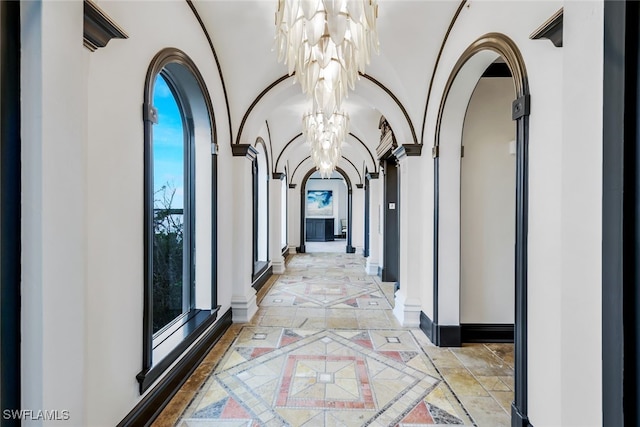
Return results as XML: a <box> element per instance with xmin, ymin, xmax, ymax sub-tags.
<box><xmin>365</xmin><ymin>259</ymin><xmax>379</xmax><ymax>275</ymax></box>
<box><xmin>272</xmin><ymin>258</ymin><xmax>286</xmax><ymax>274</ymax></box>
<box><xmin>231</xmin><ymin>291</ymin><xmax>258</xmax><ymax>323</ymax></box>
<box><xmin>392</xmin><ymin>290</ymin><xmax>421</xmax><ymax>327</ymax></box>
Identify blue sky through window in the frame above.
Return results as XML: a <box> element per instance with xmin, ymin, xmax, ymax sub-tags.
<box><xmin>153</xmin><ymin>74</ymin><xmax>184</xmax><ymax>209</ymax></box>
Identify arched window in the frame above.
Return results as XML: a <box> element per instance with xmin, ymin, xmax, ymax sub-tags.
<box><xmin>139</xmin><ymin>49</ymin><xmax>218</xmax><ymax>393</ymax></box>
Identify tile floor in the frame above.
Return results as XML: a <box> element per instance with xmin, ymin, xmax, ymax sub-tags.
<box><xmin>153</xmin><ymin>253</ymin><xmax>514</xmax><ymax>427</ymax></box>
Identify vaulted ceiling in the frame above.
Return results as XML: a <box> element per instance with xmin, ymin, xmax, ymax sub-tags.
<box><xmin>191</xmin><ymin>0</ymin><xmax>462</xmax><ymax>181</ymax></box>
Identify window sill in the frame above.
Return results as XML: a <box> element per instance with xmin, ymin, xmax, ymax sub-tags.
<box><xmin>136</xmin><ymin>306</ymin><xmax>219</xmax><ymax>393</ymax></box>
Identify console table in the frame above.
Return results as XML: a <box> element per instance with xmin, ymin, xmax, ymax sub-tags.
<box><xmin>305</xmin><ymin>218</ymin><xmax>335</xmax><ymax>242</ymax></box>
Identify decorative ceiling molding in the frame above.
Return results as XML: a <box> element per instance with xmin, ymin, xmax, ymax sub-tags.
<box><xmin>530</xmin><ymin>8</ymin><xmax>563</xmax><ymax>48</ymax></box>
<box><xmin>232</xmin><ymin>144</ymin><xmax>258</xmax><ymax>160</ymax></box>
<box><xmin>235</xmin><ymin>74</ymin><xmax>291</xmax><ymax>146</ymax></box>
<box><xmin>83</xmin><ymin>0</ymin><xmax>128</xmax><ymax>52</ymax></box>
<box><xmin>360</xmin><ymin>73</ymin><xmax>418</xmax><ymax>144</ymax></box>
<box><xmin>420</xmin><ymin>0</ymin><xmax>468</xmax><ymax>144</ymax></box>
<box><xmin>186</xmin><ymin>0</ymin><xmax>234</xmax><ymax>148</ymax></box>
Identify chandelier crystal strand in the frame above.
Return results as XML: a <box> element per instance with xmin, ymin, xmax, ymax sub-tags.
<box><xmin>303</xmin><ymin>111</ymin><xmax>349</xmax><ymax>178</ymax></box>
<box><xmin>275</xmin><ymin>0</ymin><xmax>379</xmax><ymax>113</ymax></box>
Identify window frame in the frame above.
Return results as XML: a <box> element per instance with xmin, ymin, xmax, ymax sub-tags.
<box><xmin>138</xmin><ymin>48</ymin><xmax>218</xmax><ymax>393</ymax></box>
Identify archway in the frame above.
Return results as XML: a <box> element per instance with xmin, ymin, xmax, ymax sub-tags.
<box><xmin>433</xmin><ymin>33</ymin><xmax>530</xmax><ymax>425</ymax></box>
<box><xmin>297</xmin><ymin>167</ymin><xmax>355</xmax><ymax>254</ymax></box>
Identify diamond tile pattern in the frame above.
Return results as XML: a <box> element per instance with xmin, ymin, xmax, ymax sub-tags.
<box><xmin>167</xmin><ymin>253</ymin><xmax>513</xmax><ymax>427</ymax></box>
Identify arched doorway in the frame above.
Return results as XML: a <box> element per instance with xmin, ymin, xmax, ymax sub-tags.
<box><xmin>433</xmin><ymin>33</ymin><xmax>530</xmax><ymax>425</ymax></box>
<box><xmin>298</xmin><ymin>167</ymin><xmax>355</xmax><ymax>254</ymax></box>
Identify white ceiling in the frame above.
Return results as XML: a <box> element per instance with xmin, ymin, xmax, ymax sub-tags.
<box><xmin>192</xmin><ymin>0</ymin><xmax>462</xmax><ymax>176</ymax></box>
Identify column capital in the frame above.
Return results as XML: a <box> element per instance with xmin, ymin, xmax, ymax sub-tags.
<box><xmin>232</xmin><ymin>144</ymin><xmax>258</xmax><ymax>161</ymax></box>
<box><xmin>393</xmin><ymin>144</ymin><xmax>423</xmax><ymax>161</ymax></box>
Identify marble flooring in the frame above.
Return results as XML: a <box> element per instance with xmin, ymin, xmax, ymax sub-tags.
<box><xmin>153</xmin><ymin>253</ymin><xmax>514</xmax><ymax>427</ymax></box>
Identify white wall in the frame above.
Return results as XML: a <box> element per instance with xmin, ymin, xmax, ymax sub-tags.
<box><xmin>421</xmin><ymin>0</ymin><xmax>603</xmax><ymax>424</ymax></box>
<box><xmin>51</xmin><ymin>1</ymin><xmax>234</xmax><ymax>425</ymax></box>
<box><xmin>305</xmin><ymin>178</ymin><xmax>348</xmax><ymax>236</ymax></box>
<box><xmin>21</xmin><ymin>2</ymin><xmax>88</xmax><ymax>424</ymax></box>
<box><xmin>460</xmin><ymin>77</ymin><xmax>515</xmax><ymax>324</ymax></box>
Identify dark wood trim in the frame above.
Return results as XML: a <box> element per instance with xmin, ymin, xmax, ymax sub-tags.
<box><xmin>393</xmin><ymin>144</ymin><xmax>423</xmax><ymax>160</ymax></box>
<box><xmin>136</xmin><ymin>308</ymin><xmax>219</xmax><ymax>393</ymax></box>
<box><xmin>282</xmin><ymin>246</ymin><xmax>289</xmax><ymax>257</ymax></box>
<box><xmin>274</xmin><ymin>133</ymin><xmax>303</xmax><ymax>172</ymax></box>
<box><xmin>299</xmin><ymin>167</ymin><xmax>354</xmax><ymax>254</ymax></box>
<box><xmin>530</xmin><ymin>8</ymin><xmax>563</xmax><ymax>48</ymax></box>
<box><xmin>142</xmin><ymin>47</ymin><xmax>216</xmax><ymax>387</ymax></box>
<box><xmin>420</xmin><ymin>312</ymin><xmax>434</xmax><ymax>343</ymax></box>
<box><xmin>356</xmin><ymin>184</ymin><xmax>364</xmax><ymax>189</ymax></box>
<box><xmin>235</xmin><ymin>74</ymin><xmax>290</xmax><ymax>146</ymax></box>
<box><xmin>382</xmin><ymin>160</ymin><xmax>400</xmax><ymax>282</ymax></box>
<box><xmin>482</xmin><ymin>62</ymin><xmax>512</xmax><ymax>78</ymax></box>
<box><xmin>461</xmin><ymin>324</ymin><xmax>514</xmax><ymax>343</ymax></box>
<box><xmin>436</xmin><ymin>325</ymin><xmax>461</xmax><ymax>347</ymax></box>
<box><xmin>272</xmin><ymin>172</ymin><xmax>285</xmax><ymax>180</ymax></box>
<box><xmin>83</xmin><ymin>0</ymin><xmax>128</xmax><ymax>52</ymax></box>
<box><xmin>421</xmin><ymin>0</ymin><xmax>468</xmax><ymax>144</ymax></box>
<box><xmin>366</xmin><ymin>172</ymin><xmax>380</xmax><ymax>180</ymax></box>
<box><xmin>119</xmin><ymin>308</ymin><xmax>231</xmax><ymax>427</ymax></box>
<box><xmin>1</xmin><ymin>2</ymin><xmax>21</xmax><ymax>420</ymax></box>
<box><xmin>288</xmin><ymin>183</ymin><xmax>296</xmax><ymax>189</ymax></box>
<box><xmin>360</xmin><ymin>73</ymin><xmax>418</xmax><ymax>144</ymax></box>
<box><xmin>511</xmin><ymin>406</ymin><xmax>533</xmax><ymax>427</ymax></box>
<box><xmin>232</xmin><ymin>144</ymin><xmax>258</xmax><ymax>160</ymax></box>
<box><xmin>348</xmin><ymin>133</ymin><xmax>378</xmax><ymax>173</ymax></box>
<box><xmin>602</xmin><ymin>2</ymin><xmax>637</xmax><ymax>425</ymax></box>
<box><xmin>431</xmin><ymin>34</ymin><xmax>531</xmax><ymax>425</ymax></box>
<box><xmin>185</xmin><ymin>0</ymin><xmax>233</xmax><ymax>148</ymax></box>
<box><xmin>252</xmin><ymin>265</ymin><xmax>272</xmax><ymax>292</ymax></box>
<box><xmin>265</xmin><ymin>120</ymin><xmax>275</xmax><ymax>174</ymax></box>
<box><xmin>378</xmin><ymin>266</ymin><xmax>383</xmax><ymax>278</ymax></box>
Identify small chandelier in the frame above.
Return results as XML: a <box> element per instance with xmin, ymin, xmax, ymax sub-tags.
<box><xmin>275</xmin><ymin>0</ymin><xmax>379</xmax><ymax>113</ymax></box>
<box><xmin>303</xmin><ymin>111</ymin><xmax>349</xmax><ymax>178</ymax></box>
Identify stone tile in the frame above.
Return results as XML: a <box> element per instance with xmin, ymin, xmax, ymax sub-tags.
<box><xmin>158</xmin><ymin>253</ymin><xmax>514</xmax><ymax>427</ymax></box>
<box><xmin>439</xmin><ymin>368</ymin><xmax>489</xmax><ymax>397</ymax></box>
<box><xmin>458</xmin><ymin>395</ymin><xmax>511</xmax><ymax>427</ymax></box>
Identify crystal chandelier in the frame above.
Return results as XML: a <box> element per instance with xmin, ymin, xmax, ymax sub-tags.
<box><xmin>275</xmin><ymin>0</ymin><xmax>379</xmax><ymax>113</ymax></box>
<box><xmin>302</xmin><ymin>111</ymin><xmax>349</xmax><ymax>178</ymax></box>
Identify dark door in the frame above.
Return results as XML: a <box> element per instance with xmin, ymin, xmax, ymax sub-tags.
<box><xmin>383</xmin><ymin>160</ymin><xmax>400</xmax><ymax>283</ymax></box>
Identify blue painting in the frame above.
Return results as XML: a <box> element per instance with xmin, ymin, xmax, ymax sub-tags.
<box><xmin>307</xmin><ymin>190</ymin><xmax>333</xmax><ymax>216</ymax></box>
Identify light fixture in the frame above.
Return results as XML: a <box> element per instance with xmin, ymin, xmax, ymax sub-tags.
<box><xmin>302</xmin><ymin>111</ymin><xmax>349</xmax><ymax>178</ymax></box>
<box><xmin>275</xmin><ymin>0</ymin><xmax>379</xmax><ymax>113</ymax></box>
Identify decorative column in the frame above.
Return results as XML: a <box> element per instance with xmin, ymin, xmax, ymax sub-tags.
<box><xmin>392</xmin><ymin>144</ymin><xmax>424</xmax><ymax>327</ymax></box>
<box><xmin>288</xmin><ymin>183</ymin><xmax>300</xmax><ymax>253</ymax></box>
<box><xmin>270</xmin><ymin>173</ymin><xmax>286</xmax><ymax>274</ymax></box>
<box><xmin>352</xmin><ymin>184</ymin><xmax>365</xmax><ymax>253</ymax></box>
<box><xmin>365</xmin><ymin>173</ymin><xmax>381</xmax><ymax>275</ymax></box>
<box><xmin>231</xmin><ymin>144</ymin><xmax>259</xmax><ymax>322</ymax></box>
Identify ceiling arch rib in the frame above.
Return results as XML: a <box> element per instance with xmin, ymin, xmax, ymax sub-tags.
<box><xmin>274</xmin><ymin>132</ymin><xmax>377</xmax><ymax>175</ymax></box>
<box><xmin>290</xmin><ymin>156</ymin><xmax>361</xmax><ymax>188</ymax></box>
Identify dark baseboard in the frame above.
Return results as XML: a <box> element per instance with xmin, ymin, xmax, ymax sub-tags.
<box><xmin>511</xmin><ymin>403</ymin><xmax>533</xmax><ymax>427</ymax></box>
<box><xmin>252</xmin><ymin>265</ymin><xmax>272</xmax><ymax>292</ymax></box>
<box><xmin>118</xmin><ymin>308</ymin><xmax>232</xmax><ymax>427</ymax></box>
<box><xmin>346</xmin><ymin>245</ymin><xmax>356</xmax><ymax>254</ymax></box>
<box><xmin>394</xmin><ymin>282</ymin><xmax>400</xmax><ymax>292</ymax></box>
<box><xmin>461</xmin><ymin>323</ymin><xmax>514</xmax><ymax>343</ymax></box>
<box><xmin>418</xmin><ymin>313</ymin><xmax>461</xmax><ymax>347</ymax></box>
<box><xmin>377</xmin><ymin>267</ymin><xmax>383</xmax><ymax>278</ymax></box>
<box><xmin>296</xmin><ymin>245</ymin><xmax>306</xmax><ymax>253</ymax></box>
<box><xmin>281</xmin><ymin>246</ymin><xmax>289</xmax><ymax>257</ymax></box>
<box><xmin>437</xmin><ymin>325</ymin><xmax>461</xmax><ymax>347</ymax></box>
<box><xmin>420</xmin><ymin>312</ymin><xmax>434</xmax><ymax>342</ymax></box>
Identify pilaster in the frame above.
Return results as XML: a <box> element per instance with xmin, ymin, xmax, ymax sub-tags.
<box><xmin>231</xmin><ymin>151</ymin><xmax>258</xmax><ymax>322</ymax></box>
<box><xmin>392</xmin><ymin>145</ymin><xmax>423</xmax><ymax>327</ymax></box>
<box><xmin>270</xmin><ymin>174</ymin><xmax>286</xmax><ymax>274</ymax></box>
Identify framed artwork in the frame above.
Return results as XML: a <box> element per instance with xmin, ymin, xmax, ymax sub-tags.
<box><xmin>307</xmin><ymin>190</ymin><xmax>333</xmax><ymax>216</ymax></box>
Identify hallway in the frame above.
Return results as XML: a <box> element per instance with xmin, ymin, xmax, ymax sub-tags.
<box><xmin>154</xmin><ymin>253</ymin><xmax>513</xmax><ymax>427</ymax></box>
